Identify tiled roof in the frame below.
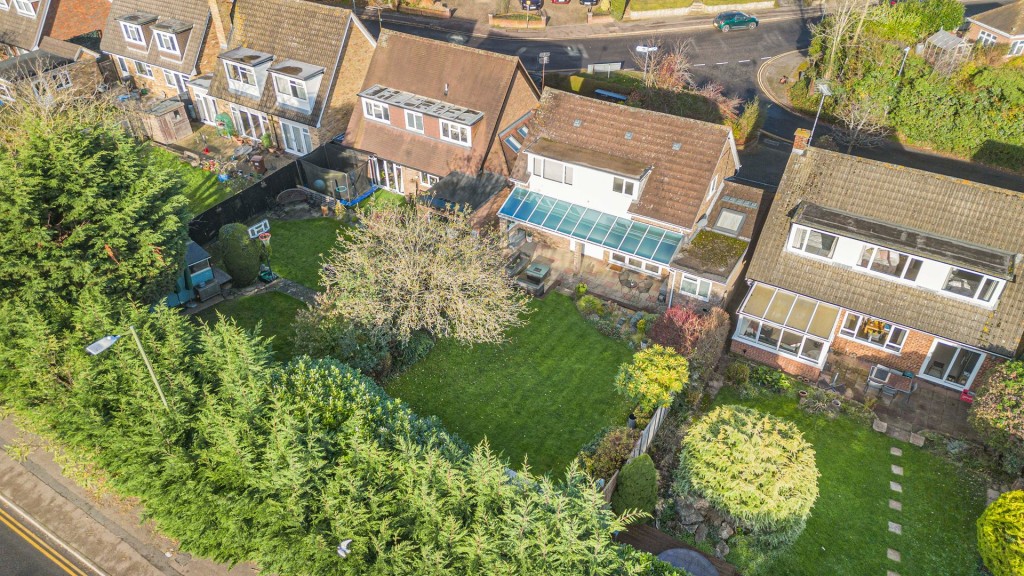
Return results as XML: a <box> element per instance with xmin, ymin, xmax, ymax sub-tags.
<box><xmin>343</xmin><ymin>30</ymin><xmax>535</xmax><ymax>175</ymax></box>
<box><xmin>43</xmin><ymin>0</ymin><xmax>110</xmax><ymax>41</ymax></box>
<box><xmin>0</xmin><ymin>48</ymin><xmax>70</xmax><ymax>81</ymax></box>
<box><xmin>207</xmin><ymin>0</ymin><xmax>354</xmax><ymax>126</ymax></box>
<box><xmin>512</xmin><ymin>89</ymin><xmax>733</xmax><ymax>229</ymax></box>
<box><xmin>968</xmin><ymin>1</ymin><xmax>1024</xmax><ymax>36</ymax></box>
<box><xmin>747</xmin><ymin>147</ymin><xmax>1024</xmax><ymax>356</ymax></box>
<box><xmin>100</xmin><ymin>0</ymin><xmax>210</xmax><ymax>75</ymax></box>
<box><xmin>0</xmin><ymin>0</ymin><xmax>52</xmax><ymax>51</ymax></box>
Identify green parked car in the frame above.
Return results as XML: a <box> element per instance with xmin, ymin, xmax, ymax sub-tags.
<box><xmin>713</xmin><ymin>11</ymin><xmax>758</xmax><ymax>31</ymax></box>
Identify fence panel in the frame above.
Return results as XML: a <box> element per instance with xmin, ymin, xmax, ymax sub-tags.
<box><xmin>188</xmin><ymin>161</ymin><xmax>301</xmax><ymax>244</ymax></box>
<box><xmin>628</xmin><ymin>405</ymin><xmax>669</xmax><ymax>460</ymax></box>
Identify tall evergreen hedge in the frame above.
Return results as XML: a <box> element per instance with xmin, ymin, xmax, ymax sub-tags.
<box><xmin>977</xmin><ymin>490</ymin><xmax>1024</xmax><ymax>576</ymax></box>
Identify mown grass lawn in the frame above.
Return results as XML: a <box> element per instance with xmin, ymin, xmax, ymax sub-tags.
<box><xmin>712</xmin><ymin>387</ymin><xmax>987</xmax><ymax>576</ymax></box>
<box><xmin>268</xmin><ymin>218</ymin><xmax>349</xmax><ymax>290</ymax></box>
<box><xmin>148</xmin><ymin>146</ymin><xmax>232</xmax><ymax>215</ymax></box>
<box><xmin>388</xmin><ymin>293</ymin><xmax>635</xmax><ymax>475</ymax></box>
<box><xmin>194</xmin><ymin>291</ymin><xmax>306</xmax><ymax>362</ymax></box>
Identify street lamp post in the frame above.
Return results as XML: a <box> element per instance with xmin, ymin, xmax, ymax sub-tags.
<box><xmin>635</xmin><ymin>45</ymin><xmax>658</xmax><ymax>86</ymax></box>
<box><xmin>809</xmin><ymin>80</ymin><xmax>832</xmax><ymax>146</ymax></box>
<box><xmin>539</xmin><ymin>52</ymin><xmax>550</xmax><ymax>91</ymax></box>
<box><xmin>897</xmin><ymin>45</ymin><xmax>911</xmax><ymax>78</ymax></box>
<box><xmin>87</xmin><ymin>326</ymin><xmax>170</xmax><ymax>412</ymax></box>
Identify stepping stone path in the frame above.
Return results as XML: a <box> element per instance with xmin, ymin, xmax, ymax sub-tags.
<box><xmin>887</xmin><ymin>446</ymin><xmax>904</xmax><ymax>573</ymax></box>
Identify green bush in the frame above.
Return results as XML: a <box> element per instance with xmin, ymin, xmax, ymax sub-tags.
<box><xmin>610</xmin><ymin>0</ymin><xmax>626</xmax><ymax>19</ymax></box>
<box><xmin>393</xmin><ymin>330</ymin><xmax>435</xmax><ymax>376</ymax></box>
<box><xmin>575</xmin><ymin>282</ymin><xmax>588</xmax><ymax>299</ymax></box>
<box><xmin>728</xmin><ymin>96</ymin><xmax>765</xmax><ymax>145</ymax></box>
<box><xmin>725</xmin><ymin>361</ymin><xmax>750</xmax><ymax>387</ymax></box>
<box><xmin>612</xmin><ymin>454</ymin><xmax>658</xmax><ymax>516</ymax></box>
<box><xmin>675</xmin><ymin>405</ymin><xmax>819</xmax><ymax>547</ymax></box>
<box><xmin>751</xmin><ymin>365</ymin><xmax>793</xmax><ymax>394</ymax></box>
<box><xmin>970</xmin><ymin>361</ymin><xmax>1024</xmax><ymax>476</ymax></box>
<box><xmin>977</xmin><ymin>490</ymin><xmax>1024</xmax><ymax>576</ymax></box>
<box><xmin>582</xmin><ymin>427</ymin><xmax>639</xmax><ymax>480</ymax></box>
<box><xmin>615</xmin><ymin>345</ymin><xmax>689</xmax><ymax>413</ymax></box>
<box><xmin>218</xmin><ymin>223</ymin><xmax>261</xmax><ymax>286</ymax></box>
<box><xmin>576</xmin><ymin>294</ymin><xmax>606</xmax><ymax>316</ymax></box>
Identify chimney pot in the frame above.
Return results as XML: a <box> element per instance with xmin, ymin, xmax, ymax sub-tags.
<box><xmin>792</xmin><ymin>128</ymin><xmax>810</xmax><ymax>155</ymax></box>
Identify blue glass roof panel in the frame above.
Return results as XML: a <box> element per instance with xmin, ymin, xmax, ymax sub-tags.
<box><xmin>527</xmin><ymin>196</ymin><xmax>557</xmax><ymax>225</ymax></box>
<box><xmin>557</xmin><ymin>205</ymin><xmax>586</xmax><ymax>235</ymax></box>
<box><xmin>542</xmin><ymin>200</ymin><xmax>570</xmax><ymax>230</ymax></box>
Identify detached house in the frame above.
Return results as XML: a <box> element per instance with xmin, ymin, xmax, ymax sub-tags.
<box><xmin>966</xmin><ymin>1</ymin><xmax>1024</xmax><ymax>57</ymax></box>
<box><xmin>342</xmin><ymin>30</ymin><xmax>540</xmax><ymax>194</ymax></box>
<box><xmin>733</xmin><ymin>141</ymin><xmax>1024</xmax><ymax>392</ymax></box>
<box><xmin>101</xmin><ymin>0</ymin><xmax>221</xmax><ymax>116</ymax></box>
<box><xmin>194</xmin><ymin>0</ymin><xmax>375</xmax><ymax>156</ymax></box>
<box><xmin>500</xmin><ymin>88</ymin><xmax>760</xmax><ymax>305</ymax></box>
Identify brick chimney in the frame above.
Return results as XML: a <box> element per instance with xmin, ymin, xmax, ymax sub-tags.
<box><xmin>207</xmin><ymin>0</ymin><xmax>229</xmax><ymax>50</ymax></box>
<box><xmin>792</xmin><ymin>128</ymin><xmax>811</xmax><ymax>155</ymax></box>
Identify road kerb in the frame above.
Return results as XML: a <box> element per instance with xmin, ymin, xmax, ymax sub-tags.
<box><xmin>0</xmin><ymin>491</ymin><xmax>109</xmax><ymax>576</ymax></box>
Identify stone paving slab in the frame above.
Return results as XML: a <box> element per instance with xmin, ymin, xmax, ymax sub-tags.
<box><xmin>890</xmin><ymin>481</ymin><xmax>903</xmax><ymax>493</ymax></box>
<box><xmin>892</xmin><ymin>465</ymin><xmax>904</xmax><ymax>476</ymax></box>
<box><xmin>888</xmin><ymin>570</ymin><xmax>901</xmax><ymax>576</ymax></box>
<box><xmin>889</xmin><ymin>499</ymin><xmax>902</xmax><ymax>511</ymax></box>
<box><xmin>887</xmin><ymin>548</ymin><xmax>901</xmax><ymax>562</ymax></box>
<box><xmin>888</xmin><ymin>521</ymin><xmax>902</xmax><ymax>535</ymax></box>
<box><xmin>891</xmin><ymin>447</ymin><xmax>902</xmax><ymax>456</ymax></box>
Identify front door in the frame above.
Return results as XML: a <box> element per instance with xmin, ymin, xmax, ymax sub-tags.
<box><xmin>195</xmin><ymin>93</ymin><xmax>218</xmax><ymax>125</ymax></box>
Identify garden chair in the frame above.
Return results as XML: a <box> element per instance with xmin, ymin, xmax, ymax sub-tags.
<box><xmin>817</xmin><ymin>364</ymin><xmax>844</xmax><ymax>395</ymax></box>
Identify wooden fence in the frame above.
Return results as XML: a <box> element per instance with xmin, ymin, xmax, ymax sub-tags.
<box><xmin>628</xmin><ymin>405</ymin><xmax>669</xmax><ymax>461</ymax></box>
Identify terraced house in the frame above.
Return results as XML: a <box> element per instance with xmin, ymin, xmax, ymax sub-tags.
<box><xmin>733</xmin><ymin>140</ymin><xmax>1024</xmax><ymax>392</ymax></box>
<box><xmin>190</xmin><ymin>0</ymin><xmax>374</xmax><ymax>156</ymax></box>
<box><xmin>499</xmin><ymin>88</ymin><xmax>760</xmax><ymax>307</ymax></box>
<box><xmin>342</xmin><ymin>30</ymin><xmax>540</xmax><ymax>194</ymax></box>
<box><xmin>0</xmin><ymin>0</ymin><xmax>52</xmax><ymax>57</ymax></box>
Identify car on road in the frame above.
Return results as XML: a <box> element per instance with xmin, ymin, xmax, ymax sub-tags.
<box><xmin>521</xmin><ymin>0</ymin><xmax>543</xmax><ymax>9</ymax></box>
<box><xmin>579</xmin><ymin>0</ymin><xmax>600</xmax><ymax>5</ymax></box>
<box><xmin>714</xmin><ymin>11</ymin><xmax>758</xmax><ymax>32</ymax></box>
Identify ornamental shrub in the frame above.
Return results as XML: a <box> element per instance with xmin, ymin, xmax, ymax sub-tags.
<box><xmin>977</xmin><ymin>490</ymin><xmax>1024</xmax><ymax>576</ymax></box>
<box><xmin>218</xmin><ymin>223</ymin><xmax>261</xmax><ymax>286</ymax></box>
<box><xmin>576</xmin><ymin>294</ymin><xmax>606</xmax><ymax>317</ymax></box>
<box><xmin>675</xmin><ymin>405</ymin><xmax>819</xmax><ymax>547</ymax></box>
<box><xmin>612</xmin><ymin>454</ymin><xmax>658</xmax><ymax>516</ymax></box>
<box><xmin>970</xmin><ymin>361</ymin><xmax>1024</xmax><ymax>475</ymax></box>
<box><xmin>582</xmin><ymin>426</ymin><xmax>640</xmax><ymax>481</ymax></box>
<box><xmin>751</xmin><ymin>365</ymin><xmax>793</xmax><ymax>394</ymax></box>
<box><xmin>614</xmin><ymin>345</ymin><xmax>689</xmax><ymax>413</ymax></box>
<box><xmin>725</xmin><ymin>361</ymin><xmax>750</xmax><ymax>387</ymax></box>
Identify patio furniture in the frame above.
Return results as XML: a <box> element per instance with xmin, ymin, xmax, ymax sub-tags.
<box><xmin>505</xmin><ymin>251</ymin><xmax>530</xmax><ymax>277</ymax></box>
<box><xmin>517</xmin><ymin>262</ymin><xmax>550</xmax><ymax>297</ymax></box>
<box><xmin>868</xmin><ymin>364</ymin><xmax>915</xmax><ymax>401</ymax></box>
<box><xmin>619</xmin><ymin>271</ymin><xmax>638</xmax><ymax>290</ymax></box>
<box><xmin>637</xmin><ymin>278</ymin><xmax>655</xmax><ymax>295</ymax></box>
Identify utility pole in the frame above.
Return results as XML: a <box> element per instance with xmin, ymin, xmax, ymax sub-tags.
<box><xmin>539</xmin><ymin>52</ymin><xmax>550</xmax><ymax>91</ymax></box>
<box><xmin>129</xmin><ymin>325</ymin><xmax>170</xmax><ymax>412</ymax></box>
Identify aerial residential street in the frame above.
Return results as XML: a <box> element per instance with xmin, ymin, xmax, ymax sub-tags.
<box><xmin>0</xmin><ymin>500</ymin><xmax>90</xmax><ymax>576</ymax></box>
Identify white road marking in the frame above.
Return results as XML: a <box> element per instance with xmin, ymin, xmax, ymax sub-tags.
<box><xmin>715</xmin><ymin>61</ymin><xmax>728</xmax><ymax>65</ymax></box>
<box><xmin>761</xmin><ymin>56</ymin><xmax>772</xmax><ymax>60</ymax></box>
<box><xmin>694</xmin><ymin>63</ymin><xmax>706</xmax><ymax>66</ymax></box>
<box><xmin>738</xmin><ymin>59</ymin><xmax>751</xmax><ymax>63</ymax></box>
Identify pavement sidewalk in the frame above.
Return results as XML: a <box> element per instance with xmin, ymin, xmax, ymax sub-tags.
<box><xmin>0</xmin><ymin>417</ymin><xmax>256</xmax><ymax>576</ymax></box>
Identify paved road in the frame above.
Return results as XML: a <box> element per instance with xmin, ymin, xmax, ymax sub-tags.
<box><xmin>0</xmin><ymin>501</ymin><xmax>91</xmax><ymax>576</ymax></box>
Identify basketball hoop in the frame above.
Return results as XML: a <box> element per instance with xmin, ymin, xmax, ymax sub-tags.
<box><xmin>258</xmin><ymin>232</ymin><xmax>271</xmax><ymax>247</ymax></box>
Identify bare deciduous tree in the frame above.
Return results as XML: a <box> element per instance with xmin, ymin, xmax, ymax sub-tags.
<box><xmin>813</xmin><ymin>0</ymin><xmax>862</xmax><ymax>80</ymax></box>
<box><xmin>314</xmin><ymin>205</ymin><xmax>529</xmax><ymax>345</ymax></box>
<box><xmin>631</xmin><ymin>39</ymin><xmax>695</xmax><ymax>91</ymax></box>
<box><xmin>693</xmin><ymin>81</ymin><xmax>742</xmax><ymax>119</ymax></box>
<box><xmin>832</xmin><ymin>98</ymin><xmax>890</xmax><ymax>153</ymax></box>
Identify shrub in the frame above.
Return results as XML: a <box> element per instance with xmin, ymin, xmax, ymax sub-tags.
<box><xmin>614</xmin><ymin>345</ymin><xmax>689</xmax><ymax>413</ymax></box>
<box><xmin>218</xmin><ymin>223</ymin><xmax>261</xmax><ymax>286</ymax></box>
<box><xmin>575</xmin><ymin>282</ymin><xmax>588</xmax><ymax>299</ymax></box>
<box><xmin>675</xmin><ymin>405</ymin><xmax>819</xmax><ymax>547</ymax></box>
<box><xmin>725</xmin><ymin>361</ymin><xmax>750</xmax><ymax>387</ymax></box>
<box><xmin>582</xmin><ymin>427</ymin><xmax>640</xmax><ymax>480</ymax></box>
<box><xmin>728</xmin><ymin>96</ymin><xmax>765</xmax><ymax>146</ymax></box>
<box><xmin>648</xmin><ymin>306</ymin><xmax>704</xmax><ymax>355</ymax></box>
<box><xmin>977</xmin><ymin>491</ymin><xmax>1024</xmax><ymax>576</ymax></box>
<box><xmin>609</xmin><ymin>0</ymin><xmax>626</xmax><ymax>20</ymax></box>
<box><xmin>392</xmin><ymin>330</ymin><xmax>435</xmax><ymax>376</ymax></box>
<box><xmin>576</xmin><ymin>294</ymin><xmax>605</xmax><ymax>316</ymax></box>
<box><xmin>970</xmin><ymin>361</ymin><xmax>1024</xmax><ymax>476</ymax></box>
<box><xmin>751</xmin><ymin>365</ymin><xmax>793</xmax><ymax>394</ymax></box>
<box><xmin>612</xmin><ymin>454</ymin><xmax>658</xmax><ymax>516</ymax></box>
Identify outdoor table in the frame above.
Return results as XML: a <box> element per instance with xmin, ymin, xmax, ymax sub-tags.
<box><xmin>525</xmin><ymin>262</ymin><xmax>550</xmax><ymax>281</ymax></box>
<box><xmin>868</xmin><ymin>364</ymin><xmax>914</xmax><ymax>394</ymax></box>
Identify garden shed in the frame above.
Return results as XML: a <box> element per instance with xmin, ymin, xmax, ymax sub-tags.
<box><xmin>924</xmin><ymin>30</ymin><xmax>970</xmax><ymax>75</ymax></box>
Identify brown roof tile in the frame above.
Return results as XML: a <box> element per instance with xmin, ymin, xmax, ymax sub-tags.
<box><xmin>343</xmin><ymin>30</ymin><xmax>538</xmax><ymax>175</ymax></box>
<box><xmin>0</xmin><ymin>0</ymin><xmax>53</xmax><ymax>51</ymax></box>
<box><xmin>968</xmin><ymin>1</ymin><xmax>1024</xmax><ymax>36</ymax></box>
<box><xmin>207</xmin><ymin>0</ymin><xmax>359</xmax><ymax>126</ymax></box>
<box><xmin>512</xmin><ymin>89</ymin><xmax>733</xmax><ymax>229</ymax></box>
<box><xmin>747</xmin><ymin>147</ymin><xmax>1024</xmax><ymax>356</ymax></box>
<box><xmin>100</xmin><ymin>0</ymin><xmax>210</xmax><ymax>75</ymax></box>
<box><xmin>43</xmin><ymin>0</ymin><xmax>110</xmax><ymax>41</ymax></box>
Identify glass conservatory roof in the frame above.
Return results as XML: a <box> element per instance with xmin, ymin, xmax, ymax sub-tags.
<box><xmin>498</xmin><ymin>188</ymin><xmax>682</xmax><ymax>265</ymax></box>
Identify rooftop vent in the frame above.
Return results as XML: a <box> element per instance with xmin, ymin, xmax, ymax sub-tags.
<box><xmin>625</xmin><ymin>131</ymin><xmax>633</xmax><ymax>140</ymax></box>
<box><xmin>672</xmin><ymin>142</ymin><xmax>682</xmax><ymax>151</ymax></box>
<box><xmin>573</xmin><ymin>119</ymin><xmax>582</xmax><ymax>127</ymax></box>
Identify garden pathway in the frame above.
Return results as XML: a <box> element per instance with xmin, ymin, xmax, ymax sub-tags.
<box><xmin>887</xmin><ymin>446</ymin><xmax>904</xmax><ymax>576</ymax></box>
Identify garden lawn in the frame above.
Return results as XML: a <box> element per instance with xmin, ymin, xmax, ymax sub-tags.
<box><xmin>712</xmin><ymin>387</ymin><xmax>987</xmax><ymax>576</ymax></box>
<box><xmin>363</xmin><ymin>189</ymin><xmax>407</xmax><ymax>212</ymax></box>
<box><xmin>194</xmin><ymin>291</ymin><xmax>305</xmax><ymax>362</ymax></box>
<box><xmin>388</xmin><ymin>293</ymin><xmax>635</xmax><ymax>475</ymax></box>
<box><xmin>268</xmin><ymin>218</ymin><xmax>349</xmax><ymax>289</ymax></box>
<box><xmin>148</xmin><ymin>146</ymin><xmax>232</xmax><ymax>215</ymax></box>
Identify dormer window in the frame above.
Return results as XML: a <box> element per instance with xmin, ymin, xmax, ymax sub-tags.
<box><xmin>440</xmin><ymin>120</ymin><xmax>470</xmax><ymax>146</ymax></box>
<box><xmin>405</xmin><ymin>110</ymin><xmax>424</xmax><ymax>133</ymax></box>
<box><xmin>154</xmin><ymin>31</ymin><xmax>179</xmax><ymax>54</ymax></box>
<box><xmin>13</xmin><ymin>0</ymin><xmax>35</xmax><ymax>17</ymax></box>
<box><xmin>612</xmin><ymin>177</ymin><xmax>635</xmax><ymax>196</ymax></box>
<box><xmin>121</xmin><ymin>22</ymin><xmax>145</xmax><ymax>44</ymax></box>
<box><xmin>942</xmin><ymin>268</ymin><xmax>1002</xmax><ymax>303</ymax></box>
<box><xmin>271</xmin><ymin>74</ymin><xmax>309</xmax><ymax>111</ymax></box>
<box><xmin>363</xmin><ymin>99</ymin><xmax>390</xmax><ymax>123</ymax></box>
<box><xmin>224</xmin><ymin>61</ymin><xmax>257</xmax><ymax>95</ymax></box>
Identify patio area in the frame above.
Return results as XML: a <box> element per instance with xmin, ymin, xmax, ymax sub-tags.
<box><xmin>820</xmin><ymin>351</ymin><xmax>975</xmax><ymax>439</ymax></box>
<box><xmin>165</xmin><ymin>124</ymin><xmax>295</xmax><ymax>182</ymax></box>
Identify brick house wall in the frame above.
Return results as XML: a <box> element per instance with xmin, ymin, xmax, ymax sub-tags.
<box><xmin>313</xmin><ymin>21</ymin><xmax>375</xmax><ymax>147</ymax></box>
<box><xmin>730</xmin><ymin>340</ymin><xmax>822</xmax><ymax>380</ymax></box>
<box><xmin>964</xmin><ymin>23</ymin><xmax>1020</xmax><ymax>45</ymax></box>
<box><xmin>481</xmin><ymin>66</ymin><xmax>540</xmax><ymax>177</ymax></box>
<box><xmin>194</xmin><ymin>20</ymin><xmax>221</xmax><ymax>76</ymax></box>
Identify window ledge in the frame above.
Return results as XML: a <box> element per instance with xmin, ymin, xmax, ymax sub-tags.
<box><xmin>836</xmin><ymin>333</ymin><xmax>902</xmax><ymax>356</ymax></box>
<box><xmin>734</xmin><ymin>335</ymin><xmax>825</xmax><ymax>368</ymax></box>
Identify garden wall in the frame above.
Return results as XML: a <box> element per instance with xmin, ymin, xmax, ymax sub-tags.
<box><xmin>628</xmin><ymin>0</ymin><xmax>774</xmax><ymax>20</ymax></box>
<box><xmin>188</xmin><ymin>161</ymin><xmax>301</xmax><ymax>244</ymax></box>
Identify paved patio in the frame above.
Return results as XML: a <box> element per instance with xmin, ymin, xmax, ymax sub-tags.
<box><xmin>166</xmin><ymin>124</ymin><xmax>295</xmax><ymax>179</ymax></box>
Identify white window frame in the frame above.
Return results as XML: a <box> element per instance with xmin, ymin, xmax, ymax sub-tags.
<box><xmin>273</xmin><ymin>74</ymin><xmax>308</xmax><ymax>106</ymax></box>
<box><xmin>279</xmin><ymin>119</ymin><xmax>312</xmax><ymax>156</ymax></box>
<box><xmin>713</xmin><ymin>208</ymin><xmax>746</xmax><ymax>236</ymax></box>
<box><xmin>224</xmin><ymin>61</ymin><xmax>258</xmax><ymax>94</ymax></box>
<box><xmin>919</xmin><ymin>340</ymin><xmax>986</xmax><ymax>390</ymax></box>
<box><xmin>941</xmin><ymin>268</ymin><xmax>1003</xmax><ymax>304</ymax></box>
<box><xmin>0</xmin><ymin>83</ymin><xmax>13</xmax><ymax>101</ymax></box>
<box><xmin>13</xmin><ymin>0</ymin><xmax>35</xmax><ymax>17</ymax></box>
<box><xmin>162</xmin><ymin>68</ymin><xmax>178</xmax><ymax>88</ymax></box>
<box><xmin>838</xmin><ymin>312</ymin><xmax>907</xmax><ymax>353</ymax></box>
<box><xmin>735</xmin><ymin>316</ymin><xmax>828</xmax><ymax>366</ymax></box>
<box><xmin>504</xmin><ymin>135</ymin><xmax>521</xmax><ymax>152</ymax></box>
<box><xmin>419</xmin><ymin>172</ymin><xmax>439</xmax><ymax>187</ymax></box>
<box><xmin>403</xmin><ymin>110</ymin><xmax>424</xmax><ymax>133</ymax></box>
<box><xmin>857</xmin><ymin>245</ymin><xmax>924</xmax><ymax>282</ymax></box>
<box><xmin>133</xmin><ymin>60</ymin><xmax>154</xmax><ymax>78</ymax></box>
<box><xmin>532</xmin><ymin>157</ymin><xmax>574</xmax><ymax>185</ymax></box>
<box><xmin>612</xmin><ymin>177</ymin><xmax>635</xmax><ymax>196</ymax></box>
<box><xmin>362</xmin><ymin>99</ymin><xmax>390</xmax><ymax>123</ymax></box>
<box><xmin>0</xmin><ymin>0</ymin><xmax>9</xmax><ymax>10</ymax></box>
<box><xmin>120</xmin><ymin>22</ymin><xmax>145</xmax><ymax>45</ymax></box>
<box><xmin>439</xmin><ymin>120</ymin><xmax>471</xmax><ymax>146</ymax></box>
<box><xmin>116</xmin><ymin>56</ymin><xmax>130</xmax><ymax>75</ymax></box>
<box><xmin>788</xmin><ymin>225</ymin><xmax>839</xmax><ymax>260</ymax></box>
<box><xmin>1010</xmin><ymin>40</ymin><xmax>1024</xmax><ymax>56</ymax></box>
<box><xmin>154</xmin><ymin>30</ymin><xmax>179</xmax><ymax>55</ymax></box>
<box><xmin>230</xmin><ymin>104</ymin><xmax>269</xmax><ymax>140</ymax></box>
<box><xmin>678</xmin><ymin>272</ymin><xmax>712</xmax><ymax>300</ymax></box>
<box><xmin>977</xmin><ymin>30</ymin><xmax>997</xmax><ymax>47</ymax></box>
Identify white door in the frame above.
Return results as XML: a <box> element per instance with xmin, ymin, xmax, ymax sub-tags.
<box><xmin>280</xmin><ymin>120</ymin><xmax>312</xmax><ymax>155</ymax></box>
<box><xmin>195</xmin><ymin>93</ymin><xmax>218</xmax><ymax>125</ymax></box>
<box><xmin>231</xmin><ymin>105</ymin><xmax>268</xmax><ymax>140</ymax></box>
<box><xmin>920</xmin><ymin>341</ymin><xmax>985</xmax><ymax>389</ymax></box>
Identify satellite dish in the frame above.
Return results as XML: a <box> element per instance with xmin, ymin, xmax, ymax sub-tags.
<box><xmin>313</xmin><ymin>179</ymin><xmax>326</xmax><ymax>191</ymax></box>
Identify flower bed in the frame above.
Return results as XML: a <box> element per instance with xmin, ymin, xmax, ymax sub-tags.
<box><xmin>488</xmin><ymin>12</ymin><xmax>547</xmax><ymax>28</ymax></box>
<box><xmin>398</xmin><ymin>1</ymin><xmax>453</xmax><ymax>18</ymax></box>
